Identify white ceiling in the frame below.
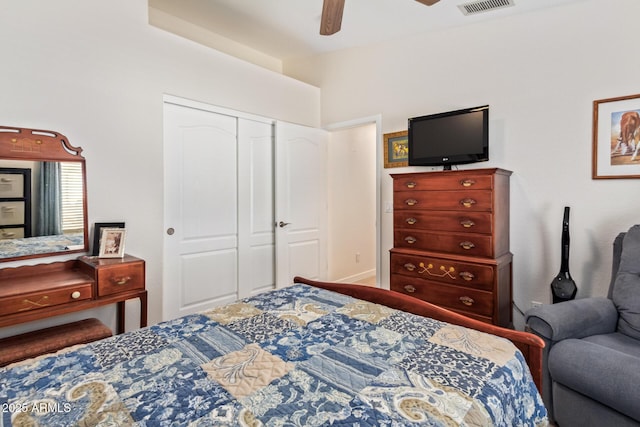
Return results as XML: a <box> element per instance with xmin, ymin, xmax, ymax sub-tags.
<box><xmin>149</xmin><ymin>0</ymin><xmax>587</xmax><ymax>61</ymax></box>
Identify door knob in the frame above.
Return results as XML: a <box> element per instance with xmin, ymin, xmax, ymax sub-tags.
<box><xmin>278</xmin><ymin>221</ymin><xmax>291</xmax><ymax>228</ymax></box>
<box><xmin>166</xmin><ymin>228</ymin><xmax>175</xmax><ymax>235</ymax></box>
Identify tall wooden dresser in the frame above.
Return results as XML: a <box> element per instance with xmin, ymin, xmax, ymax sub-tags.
<box><xmin>390</xmin><ymin>168</ymin><xmax>512</xmax><ymax>327</ymax></box>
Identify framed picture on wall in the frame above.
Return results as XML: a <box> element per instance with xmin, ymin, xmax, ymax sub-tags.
<box><xmin>383</xmin><ymin>130</ymin><xmax>409</xmax><ymax>168</ymax></box>
<box><xmin>92</xmin><ymin>222</ymin><xmax>125</xmax><ymax>255</ymax></box>
<box><xmin>592</xmin><ymin>93</ymin><xmax>640</xmax><ymax>179</ymax></box>
<box><xmin>98</xmin><ymin>228</ymin><xmax>126</xmax><ymax>258</ymax></box>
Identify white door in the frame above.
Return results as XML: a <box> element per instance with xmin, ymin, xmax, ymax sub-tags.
<box><xmin>275</xmin><ymin>121</ymin><xmax>328</xmax><ymax>288</ymax></box>
<box><xmin>237</xmin><ymin>118</ymin><xmax>276</xmax><ymax>298</ymax></box>
<box><xmin>163</xmin><ymin>102</ymin><xmax>239</xmax><ymax>320</ymax></box>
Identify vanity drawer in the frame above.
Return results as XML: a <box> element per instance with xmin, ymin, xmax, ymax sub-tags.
<box><xmin>0</xmin><ymin>283</ymin><xmax>93</xmax><ymax>317</ymax></box>
<box><xmin>96</xmin><ymin>262</ymin><xmax>145</xmax><ymax>297</ymax></box>
<box><xmin>393</xmin><ymin>211</ymin><xmax>493</xmax><ymax>234</ymax></box>
<box><xmin>0</xmin><ymin>227</ymin><xmax>24</xmax><ymax>239</ymax></box>
<box><xmin>390</xmin><ymin>252</ymin><xmax>495</xmax><ymax>291</ymax></box>
<box><xmin>390</xmin><ymin>275</ymin><xmax>493</xmax><ymax>318</ymax></box>
<box><xmin>394</xmin><ymin>190</ymin><xmax>493</xmax><ymax>212</ymax></box>
<box><xmin>0</xmin><ymin>201</ymin><xmax>25</xmax><ymax>226</ymax></box>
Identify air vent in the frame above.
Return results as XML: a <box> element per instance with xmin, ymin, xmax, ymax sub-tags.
<box><xmin>458</xmin><ymin>0</ymin><xmax>515</xmax><ymax>16</ymax></box>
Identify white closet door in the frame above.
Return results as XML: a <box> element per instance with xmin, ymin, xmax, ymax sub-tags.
<box><xmin>238</xmin><ymin>118</ymin><xmax>275</xmax><ymax>299</ymax></box>
<box><xmin>163</xmin><ymin>98</ymin><xmax>328</xmax><ymax>320</ymax></box>
<box><xmin>163</xmin><ymin>102</ymin><xmax>239</xmax><ymax>320</ymax></box>
<box><xmin>275</xmin><ymin>121</ymin><xmax>328</xmax><ymax>288</ymax></box>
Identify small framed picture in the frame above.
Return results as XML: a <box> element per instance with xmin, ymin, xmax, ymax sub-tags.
<box><xmin>98</xmin><ymin>228</ymin><xmax>126</xmax><ymax>258</ymax></box>
<box><xmin>383</xmin><ymin>130</ymin><xmax>409</xmax><ymax>168</ymax></box>
<box><xmin>92</xmin><ymin>222</ymin><xmax>125</xmax><ymax>255</ymax></box>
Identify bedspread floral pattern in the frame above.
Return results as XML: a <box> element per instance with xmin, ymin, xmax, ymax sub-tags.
<box><xmin>0</xmin><ymin>284</ymin><xmax>547</xmax><ymax>426</ymax></box>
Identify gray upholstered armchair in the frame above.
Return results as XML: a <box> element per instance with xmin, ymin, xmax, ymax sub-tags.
<box><xmin>525</xmin><ymin>225</ymin><xmax>640</xmax><ymax>427</ymax></box>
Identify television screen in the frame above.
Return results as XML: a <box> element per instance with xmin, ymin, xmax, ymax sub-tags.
<box><xmin>408</xmin><ymin>105</ymin><xmax>489</xmax><ymax>169</ymax></box>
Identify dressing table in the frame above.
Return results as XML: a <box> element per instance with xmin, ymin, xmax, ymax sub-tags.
<box><xmin>0</xmin><ymin>126</ymin><xmax>147</xmax><ymax>335</ymax></box>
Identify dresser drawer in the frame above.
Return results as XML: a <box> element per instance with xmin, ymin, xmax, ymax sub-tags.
<box><xmin>390</xmin><ymin>252</ymin><xmax>494</xmax><ymax>291</ymax></box>
<box><xmin>391</xmin><ymin>275</ymin><xmax>493</xmax><ymax>318</ymax></box>
<box><xmin>0</xmin><ymin>283</ymin><xmax>93</xmax><ymax>317</ymax></box>
<box><xmin>394</xmin><ymin>190</ymin><xmax>493</xmax><ymax>212</ymax></box>
<box><xmin>393</xmin><ymin>174</ymin><xmax>493</xmax><ymax>192</ymax></box>
<box><xmin>0</xmin><ymin>173</ymin><xmax>25</xmax><ymax>198</ymax></box>
<box><xmin>0</xmin><ymin>201</ymin><xmax>25</xmax><ymax>226</ymax></box>
<box><xmin>394</xmin><ymin>211</ymin><xmax>492</xmax><ymax>234</ymax></box>
<box><xmin>0</xmin><ymin>227</ymin><xmax>24</xmax><ymax>239</ymax></box>
<box><xmin>96</xmin><ymin>262</ymin><xmax>145</xmax><ymax>297</ymax></box>
<box><xmin>395</xmin><ymin>229</ymin><xmax>493</xmax><ymax>257</ymax></box>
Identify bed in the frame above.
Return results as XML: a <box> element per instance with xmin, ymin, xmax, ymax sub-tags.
<box><xmin>0</xmin><ymin>232</ymin><xmax>85</xmax><ymax>259</ymax></box>
<box><xmin>0</xmin><ymin>277</ymin><xmax>547</xmax><ymax>426</ymax></box>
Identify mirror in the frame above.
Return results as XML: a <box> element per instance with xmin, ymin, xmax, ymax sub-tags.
<box><xmin>0</xmin><ymin>126</ymin><xmax>88</xmax><ymax>262</ymax></box>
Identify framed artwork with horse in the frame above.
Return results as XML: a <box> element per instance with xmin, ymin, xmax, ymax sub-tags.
<box><xmin>593</xmin><ymin>93</ymin><xmax>640</xmax><ymax>179</ymax></box>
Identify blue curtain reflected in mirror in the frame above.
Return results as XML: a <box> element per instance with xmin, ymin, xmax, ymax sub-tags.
<box><xmin>36</xmin><ymin>162</ymin><xmax>62</xmax><ymax>236</ymax></box>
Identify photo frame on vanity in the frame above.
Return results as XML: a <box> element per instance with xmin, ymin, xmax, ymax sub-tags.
<box><xmin>92</xmin><ymin>222</ymin><xmax>125</xmax><ymax>255</ymax></box>
<box><xmin>383</xmin><ymin>130</ymin><xmax>409</xmax><ymax>168</ymax></box>
<box><xmin>592</xmin><ymin>93</ymin><xmax>640</xmax><ymax>179</ymax></box>
<box><xmin>98</xmin><ymin>228</ymin><xmax>126</xmax><ymax>258</ymax></box>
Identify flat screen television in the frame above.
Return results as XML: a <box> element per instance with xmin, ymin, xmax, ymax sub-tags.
<box><xmin>408</xmin><ymin>105</ymin><xmax>489</xmax><ymax>169</ymax></box>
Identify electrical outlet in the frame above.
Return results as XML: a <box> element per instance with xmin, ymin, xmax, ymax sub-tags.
<box><xmin>531</xmin><ymin>301</ymin><xmax>543</xmax><ymax>309</ymax></box>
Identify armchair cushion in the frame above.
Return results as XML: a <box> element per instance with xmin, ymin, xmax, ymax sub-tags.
<box><xmin>582</xmin><ymin>332</ymin><xmax>640</xmax><ymax>358</ymax></box>
<box><xmin>526</xmin><ymin>297</ymin><xmax>618</xmax><ymax>342</ymax></box>
<box><xmin>549</xmin><ymin>336</ymin><xmax>640</xmax><ymax>422</ymax></box>
<box><xmin>612</xmin><ymin>224</ymin><xmax>640</xmax><ymax>340</ymax></box>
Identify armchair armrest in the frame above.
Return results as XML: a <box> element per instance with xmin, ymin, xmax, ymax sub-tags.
<box><xmin>526</xmin><ymin>297</ymin><xmax>618</xmax><ymax>342</ymax></box>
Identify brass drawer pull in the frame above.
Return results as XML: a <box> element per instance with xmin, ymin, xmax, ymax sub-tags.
<box><xmin>419</xmin><ymin>262</ymin><xmax>456</xmax><ymax>279</ymax></box>
<box><xmin>459</xmin><ymin>271</ymin><xmax>475</xmax><ymax>281</ymax></box>
<box><xmin>404</xmin><ymin>285</ymin><xmax>416</xmax><ymax>293</ymax></box>
<box><xmin>459</xmin><ymin>241</ymin><xmax>475</xmax><ymax>250</ymax></box>
<box><xmin>403</xmin><ymin>263</ymin><xmax>416</xmax><ymax>271</ymax></box>
<box><xmin>460</xmin><ymin>198</ymin><xmax>476</xmax><ymax>208</ymax></box>
<box><xmin>460</xmin><ymin>179</ymin><xmax>476</xmax><ymax>187</ymax></box>
<box><xmin>19</xmin><ymin>296</ymin><xmax>49</xmax><ymax>311</ymax></box>
<box><xmin>405</xmin><ymin>217</ymin><xmax>417</xmax><ymax>225</ymax></box>
<box><xmin>459</xmin><ymin>296</ymin><xmax>475</xmax><ymax>306</ymax></box>
<box><xmin>111</xmin><ymin>276</ymin><xmax>131</xmax><ymax>285</ymax></box>
<box><xmin>460</xmin><ymin>219</ymin><xmax>475</xmax><ymax>228</ymax></box>
<box><xmin>404</xmin><ymin>236</ymin><xmax>417</xmax><ymax>244</ymax></box>
<box><xmin>405</xmin><ymin>199</ymin><xmax>418</xmax><ymax>206</ymax></box>
<box><xmin>406</xmin><ymin>182</ymin><xmax>417</xmax><ymax>189</ymax></box>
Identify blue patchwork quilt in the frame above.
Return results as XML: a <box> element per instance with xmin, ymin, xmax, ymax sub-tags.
<box><xmin>0</xmin><ymin>284</ymin><xmax>548</xmax><ymax>426</ymax></box>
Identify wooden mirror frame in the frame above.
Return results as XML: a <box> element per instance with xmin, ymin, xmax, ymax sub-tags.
<box><xmin>0</xmin><ymin>126</ymin><xmax>88</xmax><ymax>262</ymax></box>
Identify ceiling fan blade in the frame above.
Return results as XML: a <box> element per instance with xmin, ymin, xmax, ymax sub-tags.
<box><xmin>320</xmin><ymin>0</ymin><xmax>345</xmax><ymax>35</ymax></box>
<box><xmin>415</xmin><ymin>0</ymin><xmax>440</xmax><ymax>5</ymax></box>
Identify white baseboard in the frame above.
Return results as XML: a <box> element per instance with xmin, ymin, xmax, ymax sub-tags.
<box><xmin>334</xmin><ymin>269</ymin><xmax>376</xmax><ymax>284</ymax></box>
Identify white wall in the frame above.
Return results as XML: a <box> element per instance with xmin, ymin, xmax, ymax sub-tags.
<box><xmin>327</xmin><ymin>124</ymin><xmax>377</xmax><ymax>283</ymax></box>
<box><xmin>285</xmin><ymin>0</ymin><xmax>640</xmax><ymax>328</ymax></box>
<box><xmin>148</xmin><ymin>5</ymin><xmax>282</xmax><ymax>73</ymax></box>
<box><xmin>0</xmin><ymin>0</ymin><xmax>320</xmax><ymax>336</ymax></box>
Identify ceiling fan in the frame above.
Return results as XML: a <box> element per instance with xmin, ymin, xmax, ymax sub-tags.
<box><xmin>320</xmin><ymin>0</ymin><xmax>441</xmax><ymax>35</ymax></box>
